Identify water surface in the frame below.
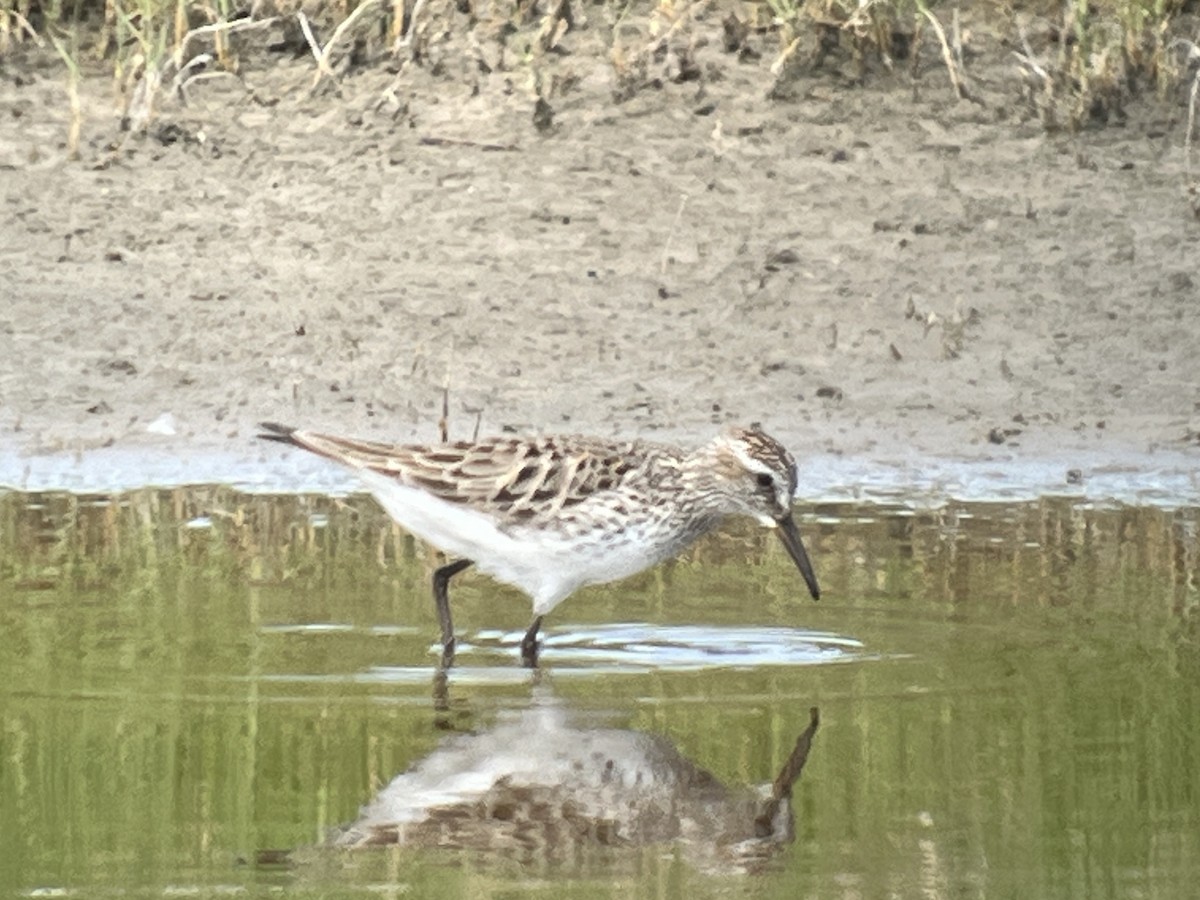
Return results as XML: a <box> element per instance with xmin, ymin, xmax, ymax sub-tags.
<box><xmin>2</xmin><ymin>489</ymin><xmax>1198</xmax><ymax>898</ymax></box>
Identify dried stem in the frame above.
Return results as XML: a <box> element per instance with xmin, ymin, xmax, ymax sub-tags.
<box><xmin>660</xmin><ymin>194</ymin><xmax>689</xmax><ymax>276</ymax></box>
<box><xmin>914</xmin><ymin>0</ymin><xmax>968</xmax><ymax>100</ymax></box>
<box><xmin>172</xmin><ymin>16</ymin><xmax>278</xmax><ymax>73</ymax></box>
<box><xmin>393</xmin><ymin>0</ymin><xmax>430</xmax><ymax>56</ymax></box>
<box><xmin>310</xmin><ymin>0</ymin><xmax>384</xmax><ymax>91</ymax></box>
<box><xmin>4</xmin><ymin>9</ymin><xmax>43</xmax><ymax>46</ymax></box>
<box><xmin>1186</xmin><ymin>62</ymin><xmax>1200</xmax><ymax>216</ymax></box>
<box><xmin>439</xmin><ymin>381</ymin><xmax>450</xmax><ymax>443</ymax></box>
<box><xmin>47</xmin><ymin>32</ymin><xmax>83</xmax><ymax>160</ymax></box>
<box><xmin>297</xmin><ymin>11</ymin><xmax>338</xmax><ymax>84</ymax></box>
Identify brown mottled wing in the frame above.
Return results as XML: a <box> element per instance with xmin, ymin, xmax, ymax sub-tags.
<box><xmin>286</xmin><ymin>431</ymin><xmax>646</xmax><ymax>524</ymax></box>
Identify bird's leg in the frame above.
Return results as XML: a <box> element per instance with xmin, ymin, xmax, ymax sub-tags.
<box><xmin>432</xmin><ymin>665</ymin><xmax>450</xmax><ymax>714</ymax></box>
<box><xmin>432</xmin><ymin>559</ymin><xmax>472</xmax><ymax>664</ymax></box>
<box><xmin>520</xmin><ymin>615</ymin><xmax>543</xmax><ymax>668</ymax></box>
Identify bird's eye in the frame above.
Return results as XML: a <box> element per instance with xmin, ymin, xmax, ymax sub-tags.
<box><xmin>756</xmin><ymin>473</ymin><xmax>774</xmax><ymax>489</ymax></box>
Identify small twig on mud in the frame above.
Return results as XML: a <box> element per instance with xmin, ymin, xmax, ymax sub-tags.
<box><xmin>1172</xmin><ymin>39</ymin><xmax>1200</xmax><ymax>184</ymax></box>
<box><xmin>121</xmin><ymin>17</ymin><xmax>276</xmax><ymax>124</ymax></box>
<box><xmin>660</xmin><ymin>194</ymin><xmax>689</xmax><ymax>275</ymax></box>
<box><xmin>1187</xmin><ymin>65</ymin><xmax>1199</xmax><ymax>159</ymax></box>
<box><xmin>419</xmin><ymin>135</ymin><xmax>519</xmax><ymax>151</ymax></box>
<box><xmin>308</xmin><ymin>0</ymin><xmax>384</xmax><ymax>93</ymax></box>
<box><xmin>1186</xmin><ymin>62</ymin><xmax>1200</xmax><ymax>216</ymax></box>
<box><xmin>66</xmin><ymin>72</ymin><xmax>82</xmax><ymax>160</ymax></box>
<box><xmin>915</xmin><ymin>0</ymin><xmax>970</xmax><ymax>101</ymax></box>
<box><xmin>1012</xmin><ymin>20</ymin><xmax>1053</xmax><ymax>128</ymax></box>
<box><xmin>1016</xmin><ymin>22</ymin><xmax>1041</xmax><ymax>70</ymax></box>
<box><xmin>124</xmin><ymin>63</ymin><xmax>164</xmax><ymax>135</ymax></box>
<box><xmin>47</xmin><ymin>32</ymin><xmax>82</xmax><ymax>159</ymax></box>
<box><xmin>170</xmin><ymin>52</ymin><xmax>213</xmax><ymax>99</ymax></box>
<box><xmin>1012</xmin><ymin>51</ymin><xmax>1049</xmax><ymax>88</ymax></box>
<box><xmin>381</xmin><ymin>0</ymin><xmax>430</xmax><ymax>105</ymax></box>
<box><xmin>6</xmin><ymin>10</ymin><xmax>43</xmax><ymax>45</ymax></box>
<box><xmin>393</xmin><ymin>0</ymin><xmax>430</xmax><ymax>57</ymax></box>
<box><xmin>641</xmin><ymin>0</ymin><xmax>713</xmax><ymax>61</ymax></box>
<box><xmin>951</xmin><ymin>7</ymin><xmax>964</xmax><ymax>71</ymax></box>
<box><xmin>770</xmin><ymin>35</ymin><xmax>804</xmax><ymax>77</ymax></box>
<box><xmin>1011</xmin><ymin>28</ymin><xmax>1049</xmax><ymax>87</ymax></box>
<box><xmin>297</xmin><ymin>12</ymin><xmax>337</xmax><ymax>85</ymax></box>
<box><xmin>536</xmin><ymin>0</ymin><xmax>572</xmax><ymax>53</ymax></box>
<box><xmin>178</xmin><ymin>69</ymin><xmax>248</xmax><ymax>103</ymax></box>
<box><xmin>173</xmin><ymin>16</ymin><xmax>278</xmax><ymax>73</ymax></box>
<box><xmin>439</xmin><ymin>380</ymin><xmax>450</xmax><ymax>443</ymax></box>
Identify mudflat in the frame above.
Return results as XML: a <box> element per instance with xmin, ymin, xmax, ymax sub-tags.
<box><xmin>2</xmin><ymin>6</ymin><xmax>1198</xmax><ymax>491</ymax></box>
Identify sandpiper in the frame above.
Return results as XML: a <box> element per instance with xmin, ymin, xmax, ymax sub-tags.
<box><xmin>258</xmin><ymin>422</ymin><xmax>820</xmax><ymax>665</ymax></box>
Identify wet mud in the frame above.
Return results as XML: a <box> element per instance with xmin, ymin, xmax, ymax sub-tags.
<box><xmin>1</xmin><ymin>7</ymin><xmax>1198</xmax><ymax>491</ymax></box>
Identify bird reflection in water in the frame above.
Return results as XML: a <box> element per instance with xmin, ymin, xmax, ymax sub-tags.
<box><xmin>329</xmin><ymin>684</ymin><xmax>820</xmax><ymax>875</ymax></box>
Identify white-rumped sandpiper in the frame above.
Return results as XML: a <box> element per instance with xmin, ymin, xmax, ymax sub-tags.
<box><xmin>258</xmin><ymin>423</ymin><xmax>820</xmax><ymax>665</ymax></box>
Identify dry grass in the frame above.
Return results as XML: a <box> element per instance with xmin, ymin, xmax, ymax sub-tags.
<box><xmin>46</xmin><ymin>28</ymin><xmax>83</xmax><ymax>157</ymax></box>
<box><xmin>1011</xmin><ymin>0</ymin><xmax>1194</xmax><ymax>131</ymax></box>
<box><xmin>0</xmin><ymin>0</ymin><xmax>1194</xmax><ymax>142</ymax></box>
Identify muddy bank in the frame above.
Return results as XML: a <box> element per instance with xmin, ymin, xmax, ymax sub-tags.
<box><xmin>1</xmin><ymin>7</ymin><xmax>1198</xmax><ymax>494</ymax></box>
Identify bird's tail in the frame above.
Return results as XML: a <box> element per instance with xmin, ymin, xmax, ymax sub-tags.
<box><xmin>257</xmin><ymin>421</ymin><xmax>301</xmax><ymax>446</ymax></box>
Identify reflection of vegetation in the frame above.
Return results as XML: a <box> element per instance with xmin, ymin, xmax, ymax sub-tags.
<box><xmin>1</xmin><ymin>489</ymin><xmax>1198</xmax><ymax>894</ymax></box>
<box><xmin>3</xmin><ymin>488</ymin><xmax>1197</xmax><ymax>622</ymax></box>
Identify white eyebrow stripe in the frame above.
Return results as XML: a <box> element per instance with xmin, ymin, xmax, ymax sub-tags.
<box><xmin>729</xmin><ymin>442</ymin><xmax>774</xmax><ymax>475</ymax></box>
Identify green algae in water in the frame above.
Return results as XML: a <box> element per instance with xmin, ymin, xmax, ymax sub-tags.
<box><xmin>1</xmin><ymin>489</ymin><xmax>1198</xmax><ymax>898</ymax></box>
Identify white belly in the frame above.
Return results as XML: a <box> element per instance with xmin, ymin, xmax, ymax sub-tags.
<box><xmin>356</xmin><ymin>469</ymin><xmax>693</xmax><ymax>615</ymax></box>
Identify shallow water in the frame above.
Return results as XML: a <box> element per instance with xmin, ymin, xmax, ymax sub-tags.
<box><xmin>2</xmin><ymin>489</ymin><xmax>1198</xmax><ymax>898</ymax></box>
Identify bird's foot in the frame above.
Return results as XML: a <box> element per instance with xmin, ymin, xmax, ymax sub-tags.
<box><xmin>520</xmin><ymin>616</ymin><xmax>543</xmax><ymax>668</ymax></box>
<box><xmin>520</xmin><ymin>635</ymin><xmax>540</xmax><ymax>668</ymax></box>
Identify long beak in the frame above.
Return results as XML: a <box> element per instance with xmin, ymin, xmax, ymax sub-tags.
<box><xmin>776</xmin><ymin>512</ymin><xmax>820</xmax><ymax>600</ymax></box>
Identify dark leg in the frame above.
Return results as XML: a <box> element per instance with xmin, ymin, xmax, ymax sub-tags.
<box><xmin>520</xmin><ymin>615</ymin><xmax>543</xmax><ymax>668</ymax></box>
<box><xmin>432</xmin><ymin>665</ymin><xmax>450</xmax><ymax>714</ymax></box>
<box><xmin>432</xmin><ymin>559</ymin><xmax>472</xmax><ymax>664</ymax></box>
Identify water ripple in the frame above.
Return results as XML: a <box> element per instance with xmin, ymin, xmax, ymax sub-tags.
<box><xmin>463</xmin><ymin>623</ymin><xmax>872</xmax><ymax>671</ymax></box>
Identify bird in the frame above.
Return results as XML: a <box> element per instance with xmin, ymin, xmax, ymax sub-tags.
<box><xmin>258</xmin><ymin>422</ymin><xmax>820</xmax><ymax>666</ymax></box>
<box><xmin>330</xmin><ymin>692</ymin><xmax>820</xmax><ymax>874</ymax></box>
